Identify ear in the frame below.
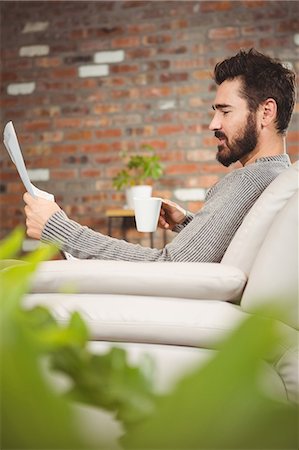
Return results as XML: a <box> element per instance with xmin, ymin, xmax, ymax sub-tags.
<box><xmin>261</xmin><ymin>98</ymin><xmax>277</xmax><ymax>128</ymax></box>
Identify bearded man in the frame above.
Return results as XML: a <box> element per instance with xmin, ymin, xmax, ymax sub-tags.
<box><xmin>24</xmin><ymin>49</ymin><xmax>296</xmax><ymax>262</ymax></box>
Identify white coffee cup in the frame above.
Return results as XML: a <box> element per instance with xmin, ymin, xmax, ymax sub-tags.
<box><xmin>133</xmin><ymin>197</ymin><xmax>162</xmax><ymax>232</ymax></box>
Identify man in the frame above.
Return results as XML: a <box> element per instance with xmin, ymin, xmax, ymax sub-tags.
<box><xmin>24</xmin><ymin>49</ymin><xmax>296</xmax><ymax>262</ymax></box>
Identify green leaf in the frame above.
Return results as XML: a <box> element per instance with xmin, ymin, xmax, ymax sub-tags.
<box><xmin>23</xmin><ymin>242</ymin><xmax>58</xmax><ymax>264</ymax></box>
<box><xmin>0</xmin><ymin>261</ymin><xmax>36</xmax><ymax>312</ymax></box>
<box><xmin>0</xmin><ymin>226</ymin><xmax>24</xmax><ymax>259</ymax></box>
<box><xmin>20</xmin><ymin>308</ymin><xmax>89</xmax><ymax>352</ymax></box>
<box><xmin>113</xmin><ymin>169</ymin><xmax>131</xmax><ymax>190</ymax></box>
<box><xmin>51</xmin><ymin>345</ymin><xmax>157</xmax><ymax>428</ymax></box>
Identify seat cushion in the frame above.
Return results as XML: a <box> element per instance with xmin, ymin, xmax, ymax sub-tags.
<box><xmin>24</xmin><ymin>293</ymin><xmax>247</xmax><ymax>348</ymax></box>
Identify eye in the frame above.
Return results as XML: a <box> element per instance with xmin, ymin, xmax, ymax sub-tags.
<box><xmin>222</xmin><ymin>110</ymin><xmax>230</xmax><ymax>115</ymax></box>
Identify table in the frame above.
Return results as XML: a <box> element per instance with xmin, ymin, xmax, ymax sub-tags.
<box><xmin>106</xmin><ymin>208</ymin><xmax>166</xmax><ymax>248</ymax></box>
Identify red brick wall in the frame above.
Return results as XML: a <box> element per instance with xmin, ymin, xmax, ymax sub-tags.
<box><xmin>0</xmin><ymin>0</ymin><xmax>298</xmax><ymax>244</ymax></box>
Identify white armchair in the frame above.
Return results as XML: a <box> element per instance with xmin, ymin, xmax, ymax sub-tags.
<box><xmin>25</xmin><ymin>162</ymin><xmax>298</xmax><ymax>407</ymax></box>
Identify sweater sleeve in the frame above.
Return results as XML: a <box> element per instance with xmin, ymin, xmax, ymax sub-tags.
<box><xmin>41</xmin><ymin>210</ymin><xmax>167</xmax><ymax>261</ymax></box>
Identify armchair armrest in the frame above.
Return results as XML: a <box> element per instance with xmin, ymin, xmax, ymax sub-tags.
<box><xmin>31</xmin><ymin>260</ymin><xmax>247</xmax><ymax>303</ymax></box>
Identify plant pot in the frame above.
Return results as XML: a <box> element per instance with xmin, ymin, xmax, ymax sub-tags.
<box><xmin>125</xmin><ymin>185</ymin><xmax>152</xmax><ymax>209</ymax></box>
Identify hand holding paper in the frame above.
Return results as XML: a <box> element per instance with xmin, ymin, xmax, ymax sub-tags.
<box><xmin>23</xmin><ymin>192</ymin><xmax>61</xmax><ymax>240</ymax></box>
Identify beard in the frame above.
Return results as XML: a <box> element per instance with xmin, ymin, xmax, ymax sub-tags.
<box><xmin>215</xmin><ymin>113</ymin><xmax>258</xmax><ymax>167</ymax></box>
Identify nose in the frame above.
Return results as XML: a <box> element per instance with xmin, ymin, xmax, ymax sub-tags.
<box><xmin>209</xmin><ymin>111</ymin><xmax>221</xmax><ymax>131</ymax></box>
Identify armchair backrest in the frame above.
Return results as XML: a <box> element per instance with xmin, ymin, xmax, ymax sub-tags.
<box><xmin>222</xmin><ymin>161</ymin><xmax>298</xmax><ymax>276</ymax></box>
<box><xmin>222</xmin><ymin>161</ymin><xmax>298</xmax><ymax>329</ymax></box>
<box><xmin>241</xmin><ymin>190</ymin><xmax>298</xmax><ymax>329</ymax></box>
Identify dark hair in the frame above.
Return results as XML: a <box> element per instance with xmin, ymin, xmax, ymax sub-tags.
<box><xmin>213</xmin><ymin>48</ymin><xmax>296</xmax><ymax>135</ymax></box>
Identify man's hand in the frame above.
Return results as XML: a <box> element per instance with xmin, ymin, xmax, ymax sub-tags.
<box><xmin>158</xmin><ymin>199</ymin><xmax>187</xmax><ymax>230</ymax></box>
<box><xmin>23</xmin><ymin>192</ymin><xmax>61</xmax><ymax>240</ymax></box>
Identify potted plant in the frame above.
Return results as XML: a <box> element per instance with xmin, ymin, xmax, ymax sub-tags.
<box><xmin>112</xmin><ymin>145</ymin><xmax>164</xmax><ymax>209</ymax></box>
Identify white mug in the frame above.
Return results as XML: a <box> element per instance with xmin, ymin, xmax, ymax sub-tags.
<box><xmin>133</xmin><ymin>197</ymin><xmax>162</xmax><ymax>232</ymax></box>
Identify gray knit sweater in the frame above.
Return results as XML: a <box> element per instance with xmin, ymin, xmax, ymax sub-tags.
<box><xmin>42</xmin><ymin>155</ymin><xmax>290</xmax><ymax>262</ymax></box>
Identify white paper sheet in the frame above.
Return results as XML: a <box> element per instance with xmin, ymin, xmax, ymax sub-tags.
<box><xmin>3</xmin><ymin>121</ymin><xmax>54</xmax><ymax>200</ymax></box>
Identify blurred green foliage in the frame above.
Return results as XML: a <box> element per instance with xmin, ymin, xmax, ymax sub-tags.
<box><xmin>123</xmin><ymin>313</ymin><xmax>298</xmax><ymax>449</ymax></box>
<box><xmin>0</xmin><ymin>228</ymin><xmax>87</xmax><ymax>449</ymax></box>
<box><xmin>0</xmin><ymin>228</ymin><xmax>156</xmax><ymax>449</ymax></box>
<box><xmin>0</xmin><ymin>228</ymin><xmax>298</xmax><ymax>450</ymax></box>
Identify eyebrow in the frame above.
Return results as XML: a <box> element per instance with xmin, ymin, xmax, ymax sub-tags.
<box><xmin>212</xmin><ymin>103</ymin><xmax>233</xmax><ymax>111</ymax></box>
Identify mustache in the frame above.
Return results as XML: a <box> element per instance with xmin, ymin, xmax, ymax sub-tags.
<box><xmin>214</xmin><ymin>131</ymin><xmax>227</xmax><ymax>140</ymax></box>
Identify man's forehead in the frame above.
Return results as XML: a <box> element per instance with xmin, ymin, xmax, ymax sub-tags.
<box><xmin>212</xmin><ymin>79</ymin><xmax>245</xmax><ymax>108</ymax></box>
